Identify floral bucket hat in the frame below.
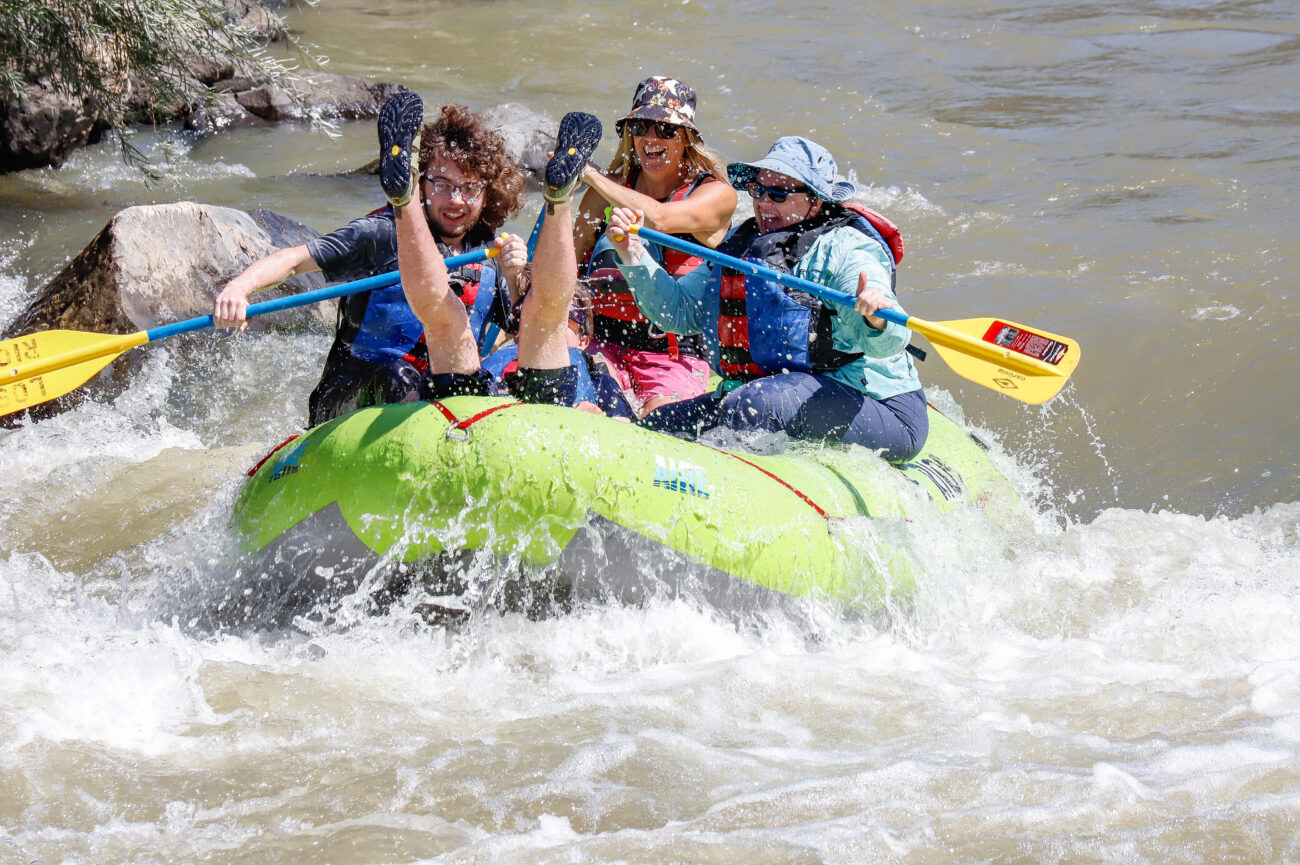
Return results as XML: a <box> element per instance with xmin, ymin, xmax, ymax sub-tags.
<box><xmin>614</xmin><ymin>76</ymin><xmax>699</xmax><ymax>135</ymax></box>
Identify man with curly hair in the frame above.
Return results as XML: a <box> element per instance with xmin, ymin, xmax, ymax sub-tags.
<box><xmin>214</xmin><ymin>102</ymin><xmax>530</xmax><ymax>425</ymax></box>
<box><xmin>375</xmin><ymin>91</ymin><xmax>603</xmax><ymax>408</ymax></box>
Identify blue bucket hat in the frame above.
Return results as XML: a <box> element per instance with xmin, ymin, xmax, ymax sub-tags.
<box><xmin>727</xmin><ymin>136</ymin><xmax>857</xmax><ymax>203</ymax></box>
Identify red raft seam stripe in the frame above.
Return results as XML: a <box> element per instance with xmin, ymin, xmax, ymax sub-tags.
<box><xmin>434</xmin><ymin>399</ymin><xmax>832</xmax><ymax>521</ymax></box>
<box><xmin>247</xmin><ymin>434</ymin><xmax>300</xmax><ymax>477</ymax></box>
<box><xmin>693</xmin><ymin>441</ymin><xmax>831</xmax><ymax>521</ymax></box>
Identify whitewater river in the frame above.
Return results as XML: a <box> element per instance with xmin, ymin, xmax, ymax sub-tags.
<box><xmin>2</xmin><ymin>0</ymin><xmax>1298</xmax><ymax>862</ymax></box>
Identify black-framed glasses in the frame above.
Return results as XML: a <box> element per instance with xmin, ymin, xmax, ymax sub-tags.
<box><xmin>424</xmin><ymin>177</ymin><xmax>486</xmax><ymax>203</ymax></box>
<box><xmin>745</xmin><ymin>181</ymin><xmax>807</xmax><ymax>203</ymax></box>
<box><xmin>624</xmin><ymin>119</ymin><xmax>681</xmax><ymax>139</ymax></box>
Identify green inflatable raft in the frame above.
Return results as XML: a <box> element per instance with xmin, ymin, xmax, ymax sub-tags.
<box><xmin>225</xmin><ymin>396</ymin><xmax>1019</xmax><ymax>628</ymax></box>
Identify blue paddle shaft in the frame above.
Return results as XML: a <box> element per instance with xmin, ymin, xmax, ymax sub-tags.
<box><xmin>633</xmin><ymin>225</ymin><xmax>910</xmax><ymax>329</ymax></box>
<box><xmin>144</xmin><ymin>248</ymin><xmax>491</xmax><ymax>342</ymax></box>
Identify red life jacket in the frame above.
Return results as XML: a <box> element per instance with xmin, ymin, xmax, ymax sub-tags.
<box><xmin>845</xmin><ymin>202</ymin><xmax>904</xmax><ymax>268</ymax></box>
<box><xmin>583</xmin><ymin>173</ymin><xmax>714</xmax><ymax>359</ymax></box>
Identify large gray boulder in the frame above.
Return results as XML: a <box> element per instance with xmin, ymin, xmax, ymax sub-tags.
<box><xmin>0</xmin><ymin>81</ymin><xmax>101</xmax><ymax>172</ymax></box>
<box><xmin>2</xmin><ymin>201</ymin><xmax>329</xmax><ymax>340</ymax></box>
<box><xmin>482</xmin><ymin>102</ymin><xmax>559</xmax><ymax>181</ymax></box>
<box><xmin>1</xmin><ymin>202</ymin><xmax>331</xmax><ymax>425</ymax></box>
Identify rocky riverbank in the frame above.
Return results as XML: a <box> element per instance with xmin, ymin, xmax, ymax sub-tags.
<box><xmin>1</xmin><ymin>0</ymin><xmax>418</xmax><ymax>174</ymax></box>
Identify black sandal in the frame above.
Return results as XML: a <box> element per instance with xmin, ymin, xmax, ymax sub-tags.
<box><xmin>377</xmin><ymin>91</ymin><xmax>425</xmax><ymax>207</ymax></box>
<box><xmin>544</xmin><ymin>112</ymin><xmax>602</xmax><ymax>204</ymax></box>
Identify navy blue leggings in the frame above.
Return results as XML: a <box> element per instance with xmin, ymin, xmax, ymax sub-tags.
<box><xmin>640</xmin><ymin>372</ymin><xmax>929</xmax><ymax>462</ymax></box>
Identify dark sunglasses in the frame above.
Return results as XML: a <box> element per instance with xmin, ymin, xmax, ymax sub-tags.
<box><xmin>745</xmin><ymin>181</ymin><xmax>807</xmax><ymax>203</ymax></box>
<box><xmin>624</xmin><ymin>119</ymin><xmax>680</xmax><ymax>139</ymax></box>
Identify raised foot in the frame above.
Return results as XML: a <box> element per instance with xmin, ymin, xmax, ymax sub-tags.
<box><xmin>378</xmin><ymin>91</ymin><xmax>425</xmax><ymax>207</ymax></box>
<box><xmin>544</xmin><ymin>112</ymin><xmax>602</xmax><ymax>204</ymax></box>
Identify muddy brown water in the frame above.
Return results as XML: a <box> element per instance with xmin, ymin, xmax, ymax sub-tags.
<box><xmin>1</xmin><ymin>1</ymin><xmax>1297</xmax><ymax>862</ymax></box>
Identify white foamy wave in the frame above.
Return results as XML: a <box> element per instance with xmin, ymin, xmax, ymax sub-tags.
<box><xmin>1193</xmin><ymin>304</ymin><xmax>1241</xmax><ymax>321</ymax></box>
<box><xmin>0</xmin><ymin>349</ymin><xmax>203</xmax><ymax>489</ymax></box>
<box><xmin>20</xmin><ymin>128</ymin><xmax>255</xmax><ymax>198</ymax></box>
<box><xmin>950</xmin><ymin>259</ymin><xmax>1030</xmax><ymax>279</ymax></box>
<box><xmin>0</xmin><ymin>239</ymin><xmax>32</xmax><ymax>331</ymax></box>
<box><xmin>0</xmin><ymin>552</ymin><xmax>221</xmax><ymax>756</ymax></box>
<box><xmin>849</xmin><ymin>177</ymin><xmax>944</xmax><ymax>215</ymax></box>
<box><xmin>0</xmin><ymin>271</ymin><xmax>26</xmax><ymax>334</ymax></box>
<box><xmin>2</xmin><ymin>490</ymin><xmax>1297</xmax><ymax>864</ymax></box>
<box><xmin>910</xmin><ymin>502</ymin><xmax>1300</xmax><ymax>687</ymax></box>
<box><xmin>0</xmin><ymin>329</ymin><xmax>325</xmax><ymax>495</ymax></box>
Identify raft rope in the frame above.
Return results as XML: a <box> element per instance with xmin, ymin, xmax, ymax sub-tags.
<box><xmin>248</xmin><ymin>399</ymin><xmax>968</xmax><ymax>521</ymax></box>
<box><xmin>428</xmin><ymin>399</ymin><xmax>521</xmax><ymax>437</ymax></box>
<box><xmin>431</xmin><ymin>400</ymin><xmax>833</xmax><ymax>522</ymax></box>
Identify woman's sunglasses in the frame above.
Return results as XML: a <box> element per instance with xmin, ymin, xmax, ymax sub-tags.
<box><xmin>624</xmin><ymin>119</ymin><xmax>681</xmax><ymax>139</ymax></box>
<box><xmin>745</xmin><ymin>181</ymin><xmax>807</xmax><ymax>203</ymax></box>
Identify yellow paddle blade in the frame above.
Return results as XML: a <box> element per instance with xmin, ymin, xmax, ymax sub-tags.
<box><xmin>0</xmin><ymin>329</ymin><xmax>148</xmax><ymax>417</ymax></box>
<box><xmin>3</xmin><ymin>329</ymin><xmax>105</xmax><ymax>368</ymax></box>
<box><xmin>0</xmin><ymin>351</ymin><xmax>132</xmax><ymax>416</ymax></box>
<box><xmin>907</xmin><ymin>317</ymin><xmax>1081</xmax><ymax>405</ymax></box>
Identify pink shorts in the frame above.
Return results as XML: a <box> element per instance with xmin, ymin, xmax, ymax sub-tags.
<box><xmin>585</xmin><ymin>339</ymin><xmax>710</xmax><ymax>410</ymax></box>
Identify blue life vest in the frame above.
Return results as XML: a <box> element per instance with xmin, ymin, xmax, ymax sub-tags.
<box><xmin>714</xmin><ymin>205</ymin><xmax>899</xmax><ymax>381</ymax></box>
<box><xmin>480</xmin><ymin>345</ymin><xmax>599</xmax><ymax>404</ymax></box>
<box><xmin>349</xmin><ymin>256</ymin><xmax>499</xmax><ymax>367</ymax></box>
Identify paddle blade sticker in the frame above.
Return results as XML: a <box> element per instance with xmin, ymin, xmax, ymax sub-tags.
<box><xmin>983</xmin><ymin>321</ymin><xmax>1071</xmax><ymax>365</ymax></box>
<box><xmin>918</xmin><ymin>317</ymin><xmax>1082</xmax><ymax>406</ymax></box>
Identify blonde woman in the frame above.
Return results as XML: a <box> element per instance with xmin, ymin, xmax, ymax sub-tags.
<box><xmin>573</xmin><ymin>76</ymin><xmax>737</xmax><ymax>416</ymax></box>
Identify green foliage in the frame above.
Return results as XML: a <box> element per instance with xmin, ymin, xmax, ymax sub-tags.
<box><xmin>0</xmin><ymin>0</ymin><xmax>324</xmax><ymax>168</ymax></box>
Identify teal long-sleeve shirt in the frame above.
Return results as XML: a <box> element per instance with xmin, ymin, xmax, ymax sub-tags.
<box><xmin>616</xmin><ymin>223</ymin><xmax>923</xmax><ymax>400</ymax></box>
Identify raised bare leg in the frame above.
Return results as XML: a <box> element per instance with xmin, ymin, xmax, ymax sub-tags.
<box><xmin>379</xmin><ymin>92</ymin><xmax>479</xmax><ymax>376</ymax></box>
<box><xmin>516</xmin><ymin>112</ymin><xmax>602</xmax><ymax>372</ymax></box>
